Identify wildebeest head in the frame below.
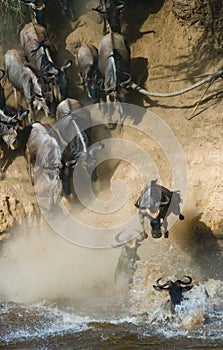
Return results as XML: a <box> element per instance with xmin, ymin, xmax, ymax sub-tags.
<box><xmin>113</xmin><ymin>231</ymin><xmax>143</xmax><ymax>248</ymax></box>
<box><xmin>59</xmin><ymin>159</ymin><xmax>77</xmax><ymax>196</ymax></box>
<box><xmin>135</xmin><ymin>180</ymin><xmax>169</xmax><ymax>212</ymax></box>
<box><xmin>78</xmin><ymin>141</ymin><xmax>105</xmax><ymax>178</ymax></box>
<box><xmin>153</xmin><ymin>276</ymin><xmax>193</xmax><ymax>312</ymax></box>
<box><xmin>32</xmin><ymin>1</ymin><xmax>46</xmax><ymax>27</ymax></box>
<box><xmin>2</xmin><ymin>108</ymin><xmax>30</xmax><ymax>150</ymax></box>
<box><xmin>81</xmin><ymin>72</ymin><xmax>101</xmax><ymax>104</ymax></box>
<box><xmin>44</xmin><ymin>59</ymin><xmax>72</xmax><ymax>102</ymax></box>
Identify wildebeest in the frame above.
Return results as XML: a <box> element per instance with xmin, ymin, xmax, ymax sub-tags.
<box><xmin>114</xmin><ymin>235</ymin><xmax>141</xmax><ymax>284</ymax></box>
<box><xmin>20</xmin><ymin>23</ymin><xmax>72</xmax><ymax>107</ymax></box>
<box><xmin>4</xmin><ymin>49</ymin><xmax>50</xmax><ymax>122</ymax></box>
<box><xmin>0</xmin><ymin>108</ymin><xmax>29</xmax><ymax>150</ymax></box>
<box><xmin>92</xmin><ymin>0</ymin><xmax>125</xmax><ymax>34</ymax></box>
<box><xmin>77</xmin><ymin>44</ymin><xmax>101</xmax><ymax>104</ymax></box>
<box><xmin>56</xmin><ymin>98</ymin><xmax>104</xmax><ymax>178</ymax></box>
<box><xmin>20</xmin><ymin>0</ymin><xmax>46</xmax><ymax>27</ymax></box>
<box><xmin>98</xmin><ymin>32</ymin><xmax>131</xmax><ymax>128</ymax></box>
<box><xmin>0</xmin><ymin>107</ymin><xmax>30</xmax><ymax>178</ymax></box>
<box><xmin>153</xmin><ymin>276</ymin><xmax>193</xmax><ymax>313</ymax></box>
<box><xmin>134</xmin><ymin>180</ymin><xmax>185</xmax><ymax>240</ymax></box>
<box><xmin>25</xmin><ymin>122</ymin><xmax>76</xmax><ymax>209</ymax></box>
<box><xmin>0</xmin><ymin>69</ymin><xmax>14</xmax><ymax>117</ymax></box>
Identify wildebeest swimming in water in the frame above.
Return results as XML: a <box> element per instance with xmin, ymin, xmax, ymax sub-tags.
<box><xmin>153</xmin><ymin>276</ymin><xmax>193</xmax><ymax>313</ymax></box>
<box><xmin>134</xmin><ymin>180</ymin><xmax>185</xmax><ymax>241</ymax></box>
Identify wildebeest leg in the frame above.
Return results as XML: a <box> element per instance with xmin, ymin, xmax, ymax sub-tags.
<box><xmin>0</xmin><ymin>150</ymin><xmax>7</xmax><ymax>180</ymax></box>
<box><xmin>162</xmin><ymin>217</ymin><xmax>169</xmax><ymax>238</ymax></box>
<box><xmin>139</xmin><ymin>212</ymin><xmax>148</xmax><ymax>240</ymax></box>
<box><xmin>106</xmin><ymin>95</ymin><xmax>115</xmax><ymax>129</ymax></box>
<box><xmin>27</xmin><ymin>161</ymin><xmax>34</xmax><ymax>186</ymax></box>
<box><xmin>13</xmin><ymin>88</ymin><xmax>18</xmax><ymax>107</ymax></box>
<box><xmin>103</xmin><ymin>16</ymin><xmax>109</xmax><ymax>35</ymax></box>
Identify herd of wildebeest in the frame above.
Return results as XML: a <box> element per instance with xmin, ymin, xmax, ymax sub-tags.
<box><xmin>2</xmin><ymin>0</ymin><xmax>214</xmax><ymax>313</ymax></box>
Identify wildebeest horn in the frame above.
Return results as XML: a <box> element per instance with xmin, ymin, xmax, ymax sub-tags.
<box><xmin>178</xmin><ymin>276</ymin><xmax>192</xmax><ymax>285</ymax></box>
<box><xmin>154</xmin><ymin>277</ymin><xmax>171</xmax><ymax>290</ymax></box>
<box><xmin>160</xmin><ymin>194</ymin><xmax>170</xmax><ymax>206</ymax></box>
<box><xmin>0</xmin><ymin>69</ymin><xmax>5</xmax><ymax>80</ymax></box>
<box><xmin>120</xmin><ymin>72</ymin><xmax>132</xmax><ymax>87</ymax></box>
<box><xmin>65</xmin><ymin>159</ymin><xmax>77</xmax><ymax>166</ymax></box>
<box><xmin>111</xmin><ymin>231</ymin><xmax>127</xmax><ymax>247</ymax></box>
<box><xmin>61</xmin><ymin>60</ymin><xmax>72</xmax><ymax>72</ymax></box>
<box><xmin>88</xmin><ymin>141</ymin><xmax>105</xmax><ymax>157</ymax></box>
<box><xmin>99</xmin><ymin>79</ymin><xmax>115</xmax><ymax>93</ymax></box>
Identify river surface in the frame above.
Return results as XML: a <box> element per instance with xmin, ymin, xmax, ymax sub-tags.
<box><xmin>1</xmin><ymin>283</ymin><xmax>223</xmax><ymax>350</ymax></box>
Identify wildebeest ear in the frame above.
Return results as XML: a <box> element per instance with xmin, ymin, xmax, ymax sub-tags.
<box><xmin>61</xmin><ymin>60</ymin><xmax>72</xmax><ymax>72</ymax></box>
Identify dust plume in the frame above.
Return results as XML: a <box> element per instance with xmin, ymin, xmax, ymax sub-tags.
<box><xmin>0</xmin><ymin>223</ymin><xmax>121</xmax><ymax>305</ymax></box>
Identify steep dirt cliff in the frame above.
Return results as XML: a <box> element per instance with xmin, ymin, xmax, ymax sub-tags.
<box><xmin>0</xmin><ymin>0</ymin><xmax>222</xmax><ymax>242</ymax></box>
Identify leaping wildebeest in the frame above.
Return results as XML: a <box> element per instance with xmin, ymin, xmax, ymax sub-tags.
<box><xmin>20</xmin><ymin>23</ymin><xmax>72</xmax><ymax>107</ymax></box>
<box><xmin>56</xmin><ymin>98</ymin><xmax>104</xmax><ymax>179</ymax></box>
<box><xmin>92</xmin><ymin>0</ymin><xmax>126</xmax><ymax>34</ymax></box>
<box><xmin>113</xmin><ymin>236</ymin><xmax>141</xmax><ymax>284</ymax></box>
<box><xmin>134</xmin><ymin>179</ymin><xmax>185</xmax><ymax>240</ymax></box>
<box><xmin>153</xmin><ymin>276</ymin><xmax>193</xmax><ymax>313</ymax></box>
<box><xmin>4</xmin><ymin>49</ymin><xmax>50</xmax><ymax>122</ymax></box>
<box><xmin>98</xmin><ymin>32</ymin><xmax>131</xmax><ymax>128</ymax></box>
<box><xmin>77</xmin><ymin>43</ymin><xmax>101</xmax><ymax>104</ymax></box>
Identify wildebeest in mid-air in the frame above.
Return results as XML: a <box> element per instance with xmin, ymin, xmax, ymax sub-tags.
<box><xmin>134</xmin><ymin>180</ymin><xmax>185</xmax><ymax>241</ymax></box>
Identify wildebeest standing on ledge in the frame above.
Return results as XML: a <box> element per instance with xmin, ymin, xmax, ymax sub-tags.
<box><xmin>77</xmin><ymin>43</ymin><xmax>101</xmax><ymax>104</ymax></box>
<box><xmin>134</xmin><ymin>179</ymin><xmax>184</xmax><ymax>240</ymax></box>
<box><xmin>98</xmin><ymin>32</ymin><xmax>131</xmax><ymax>129</ymax></box>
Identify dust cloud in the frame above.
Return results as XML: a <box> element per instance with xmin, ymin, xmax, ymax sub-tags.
<box><xmin>0</xmin><ymin>222</ymin><xmax>121</xmax><ymax>305</ymax></box>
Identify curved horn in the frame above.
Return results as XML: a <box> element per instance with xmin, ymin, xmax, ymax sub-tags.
<box><xmin>71</xmin><ymin>120</ymin><xmax>87</xmax><ymax>153</ymax></box>
<box><xmin>99</xmin><ymin>79</ymin><xmax>115</xmax><ymax>93</ymax></box>
<box><xmin>120</xmin><ymin>72</ymin><xmax>132</xmax><ymax>87</ymax></box>
<box><xmin>160</xmin><ymin>194</ymin><xmax>170</xmax><ymax>206</ymax></box>
<box><xmin>88</xmin><ymin>141</ymin><xmax>104</xmax><ymax>157</ymax></box>
<box><xmin>178</xmin><ymin>276</ymin><xmax>192</xmax><ymax>285</ymax></box>
<box><xmin>61</xmin><ymin>60</ymin><xmax>72</xmax><ymax>72</ymax></box>
<box><xmin>66</xmin><ymin>159</ymin><xmax>77</xmax><ymax>166</ymax></box>
<box><xmin>129</xmin><ymin>66</ymin><xmax>223</xmax><ymax>97</ymax></box>
<box><xmin>111</xmin><ymin>232</ymin><xmax>126</xmax><ymax>247</ymax></box>
<box><xmin>154</xmin><ymin>278</ymin><xmax>171</xmax><ymax>289</ymax></box>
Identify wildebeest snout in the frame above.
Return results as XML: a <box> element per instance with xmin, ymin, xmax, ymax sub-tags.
<box><xmin>151</xmin><ymin>218</ymin><xmax>162</xmax><ymax>239</ymax></box>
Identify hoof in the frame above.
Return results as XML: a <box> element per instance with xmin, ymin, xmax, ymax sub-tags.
<box><xmin>164</xmin><ymin>231</ymin><xmax>169</xmax><ymax>238</ymax></box>
<box><xmin>179</xmin><ymin>213</ymin><xmax>185</xmax><ymax>220</ymax></box>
